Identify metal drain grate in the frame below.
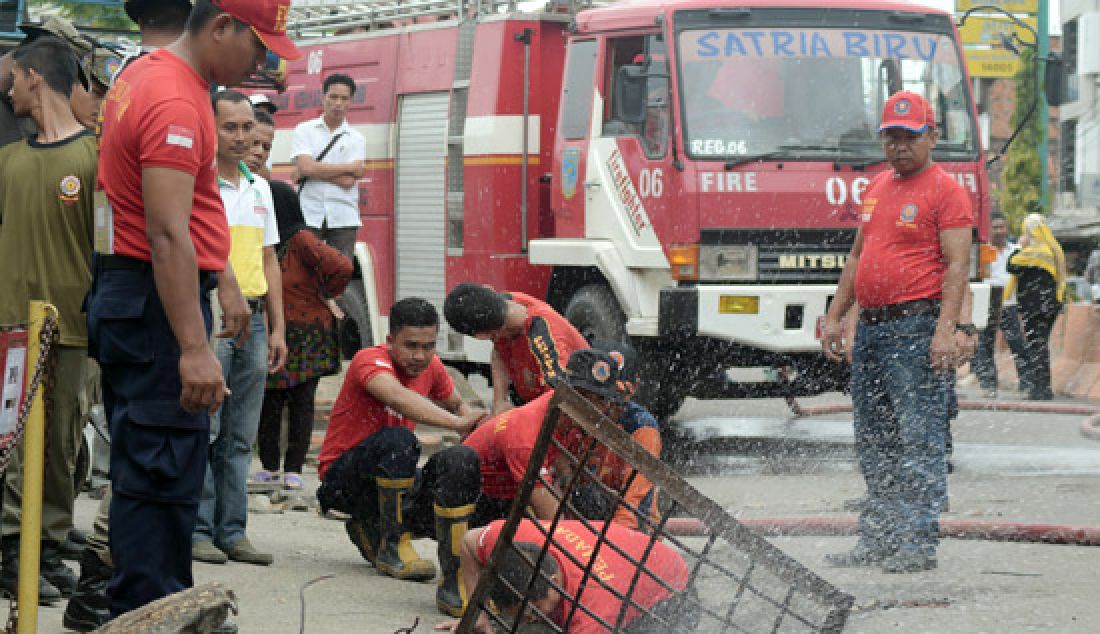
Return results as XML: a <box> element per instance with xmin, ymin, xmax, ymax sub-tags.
<box><xmin>457</xmin><ymin>385</ymin><xmax>853</xmax><ymax>633</ymax></box>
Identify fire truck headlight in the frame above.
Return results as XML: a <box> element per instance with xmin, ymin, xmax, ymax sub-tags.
<box><xmin>700</xmin><ymin>245</ymin><xmax>758</xmax><ymax>281</ymax></box>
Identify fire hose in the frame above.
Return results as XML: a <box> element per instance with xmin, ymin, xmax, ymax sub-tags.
<box><xmin>665</xmin><ymin>516</ymin><xmax>1100</xmax><ymax>546</ymax></box>
<box><xmin>784</xmin><ymin>396</ymin><xmax>1100</xmax><ymax>451</ymax></box>
<box><xmin>663</xmin><ymin>396</ymin><xmax>1100</xmax><ymax>546</ymax></box>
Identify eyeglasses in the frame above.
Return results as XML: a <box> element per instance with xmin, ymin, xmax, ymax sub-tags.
<box><xmin>880</xmin><ymin>133</ymin><xmax>928</xmax><ymax>148</ymax></box>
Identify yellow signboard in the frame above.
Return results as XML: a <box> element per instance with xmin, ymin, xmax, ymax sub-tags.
<box><xmin>964</xmin><ymin>48</ymin><xmax>1022</xmax><ymax>78</ymax></box>
<box><xmin>957</xmin><ymin>0</ymin><xmax>1039</xmax><ymax>13</ymax></box>
<box><xmin>959</xmin><ymin>16</ymin><xmax>1038</xmax><ymax>46</ymax></box>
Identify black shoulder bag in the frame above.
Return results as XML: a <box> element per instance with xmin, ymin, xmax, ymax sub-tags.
<box><xmin>296</xmin><ymin>132</ymin><xmax>346</xmax><ymax>195</ymax></box>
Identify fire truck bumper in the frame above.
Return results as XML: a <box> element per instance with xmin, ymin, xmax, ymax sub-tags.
<box><xmin>659</xmin><ymin>283</ymin><xmax>990</xmax><ymax>354</ymax></box>
<box><xmin>660</xmin><ymin>285</ymin><xmax>835</xmax><ymax>354</ymax></box>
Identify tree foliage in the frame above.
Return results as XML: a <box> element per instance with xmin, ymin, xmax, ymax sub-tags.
<box><xmin>995</xmin><ymin>48</ymin><xmax>1048</xmax><ymax>234</ymax></box>
<box><xmin>28</xmin><ymin>1</ymin><xmax>133</xmax><ymax>31</ymax></box>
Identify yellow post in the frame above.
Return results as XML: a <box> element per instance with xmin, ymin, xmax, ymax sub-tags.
<box><xmin>17</xmin><ymin>301</ymin><xmax>56</xmax><ymax>634</ymax></box>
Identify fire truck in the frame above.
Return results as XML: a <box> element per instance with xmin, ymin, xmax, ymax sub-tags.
<box><xmin>272</xmin><ymin>0</ymin><xmax>991</xmax><ymax>419</ymax></box>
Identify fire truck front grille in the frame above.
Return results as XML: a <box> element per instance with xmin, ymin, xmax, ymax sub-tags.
<box><xmin>701</xmin><ymin>228</ymin><xmax>856</xmax><ymax>284</ymax></box>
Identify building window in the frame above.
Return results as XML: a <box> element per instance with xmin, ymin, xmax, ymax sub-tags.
<box><xmin>1060</xmin><ymin>119</ymin><xmax>1076</xmax><ymax>194</ymax></box>
<box><xmin>1063</xmin><ymin>18</ymin><xmax>1079</xmax><ymax>102</ymax></box>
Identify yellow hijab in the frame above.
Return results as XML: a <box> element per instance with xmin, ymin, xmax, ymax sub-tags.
<box><xmin>1005</xmin><ymin>213</ymin><xmax>1066</xmax><ymax>302</ymax></box>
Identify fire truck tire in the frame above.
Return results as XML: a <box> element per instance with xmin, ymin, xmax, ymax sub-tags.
<box><xmin>338</xmin><ymin>281</ymin><xmax>372</xmax><ymax>360</ymax></box>
<box><xmin>564</xmin><ymin>284</ymin><xmax>626</xmax><ymax>343</ymax></box>
<box><xmin>563</xmin><ymin>284</ymin><xmax>686</xmax><ymax>424</ymax></box>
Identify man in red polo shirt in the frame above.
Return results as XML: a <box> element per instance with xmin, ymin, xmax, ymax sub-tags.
<box><xmin>444</xmin><ymin>283</ymin><xmax>589</xmax><ymax>414</ymax></box>
<box><xmin>436</xmin><ymin>519</ymin><xmax>694</xmax><ymax>634</ymax></box>
<box><xmin>85</xmin><ymin>0</ymin><xmax>299</xmax><ymax>617</ymax></box>
<box><xmin>317</xmin><ymin>298</ymin><xmax>486</xmax><ymax>585</ymax></box>
<box><xmin>414</xmin><ymin>348</ymin><xmax>626</xmax><ymax>618</ymax></box>
<box><xmin>821</xmin><ymin>91</ymin><xmax>972</xmax><ymax>574</ymax></box>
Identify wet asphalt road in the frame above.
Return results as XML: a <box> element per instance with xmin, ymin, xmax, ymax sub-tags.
<box><xmin>38</xmin><ymin>383</ymin><xmax>1100</xmax><ymax>633</ymax></box>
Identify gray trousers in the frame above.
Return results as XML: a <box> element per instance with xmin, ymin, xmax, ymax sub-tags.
<box><xmin>309</xmin><ymin>226</ymin><xmax>357</xmax><ymax>261</ymax></box>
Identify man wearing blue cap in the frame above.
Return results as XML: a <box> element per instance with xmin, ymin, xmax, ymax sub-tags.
<box><xmin>820</xmin><ymin>91</ymin><xmax>973</xmax><ymax>573</ymax></box>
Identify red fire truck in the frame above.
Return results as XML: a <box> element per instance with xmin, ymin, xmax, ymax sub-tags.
<box><xmin>270</xmin><ymin>0</ymin><xmax>990</xmax><ymax>419</ymax></box>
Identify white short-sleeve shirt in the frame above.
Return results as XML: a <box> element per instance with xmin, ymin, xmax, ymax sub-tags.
<box><xmin>219</xmin><ymin>168</ymin><xmax>280</xmax><ymax>298</ymax></box>
<box><xmin>291</xmin><ymin>116</ymin><xmax>366</xmax><ymax>229</ymax></box>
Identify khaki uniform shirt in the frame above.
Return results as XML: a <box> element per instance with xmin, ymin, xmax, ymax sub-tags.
<box><xmin>0</xmin><ymin>131</ymin><xmax>97</xmax><ymax>345</ymax></box>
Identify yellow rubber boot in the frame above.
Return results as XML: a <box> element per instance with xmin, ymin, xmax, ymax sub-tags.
<box><xmin>375</xmin><ymin>477</ymin><xmax>436</xmax><ymax>582</ymax></box>
<box><xmin>434</xmin><ymin>502</ymin><xmax>474</xmax><ymax>617</ymax></box>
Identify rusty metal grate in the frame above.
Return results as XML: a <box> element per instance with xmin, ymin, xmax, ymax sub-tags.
<box><xmin>457</xmin><ymin>385</ymin><xmax>853</xmax><ymax>633</ymax></box>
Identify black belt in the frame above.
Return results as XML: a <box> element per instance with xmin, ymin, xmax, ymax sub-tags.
<box><xmin>96</xmin><ymin>254</ymin><xmax>151</xmax><ymax>271</ymax></box>
<box><xmin>96</xmin><ymin>255</ymin><xmax>218</xmax><ymax>290</ymax></box>
<box><xmin>859</xmin><ymin>299</ymin><xmax>940</xmax><ymax>324</ymax></box>
<box><xmin>247</xmin><ymin>298</ymin><xmax>265</xmax><ymax>314</ymax></box>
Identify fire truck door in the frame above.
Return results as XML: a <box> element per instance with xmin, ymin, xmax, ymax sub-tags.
<box><xmin>600</xmin><ymin>34</ymin><xmax>674</xmax><ymax>239</ymax></box>
<box><xmin>395</xmin><ymin>91</ymin><xmax>451</xmax><ymax>335</ymax></box>
<box><xmin>552</xmin><ymin>39</ymin><xmax>598</xmax><ymax>236</ymax></box>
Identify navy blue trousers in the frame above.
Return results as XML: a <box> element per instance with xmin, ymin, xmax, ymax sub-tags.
<box><xmin>86</xmin><ymin>264</ymin><xmax>215</xmax><ymax>617</ymax></box>
<box><xmin>317</xmin><ymin>427</ymin><xmax>508</xmax><ymax>538</ymax></box>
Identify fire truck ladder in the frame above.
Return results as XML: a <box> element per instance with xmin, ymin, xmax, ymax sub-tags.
<box><xmin>286</xmin><ymin>0</ymin><xmax>612</xmax><ymax>34</ymax></box>
<box><xmin>445</xmin><ymin>15</ymin><xmax>476</xmax><ymax>256</ymax></box>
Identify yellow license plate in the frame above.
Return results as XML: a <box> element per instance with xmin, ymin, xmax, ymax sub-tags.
<box><xmin>719</xmin><ymin>295</ymin><xmax>759</xmax><ymax>314</ymax></box>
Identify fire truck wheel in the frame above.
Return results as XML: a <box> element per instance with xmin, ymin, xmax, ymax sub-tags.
<box><xmin>565</xmin><ymin>284</ymin><xmax>687</xmax><ymax>424</ymax></box>
<box><xmin>338</xmin><ymin>281</ymin><xmax>373</xmax><ymax>360</ymax></box>
<box><xmin>564</xmin><ymin>284</ymin><xmax>626</xmax><ymax>343</ymax></box>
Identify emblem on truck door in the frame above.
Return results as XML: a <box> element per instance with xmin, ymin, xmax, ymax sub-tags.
<box><xmin>562</xmin><ymin>148</ymin><xmax>579</xmax><ymax>200</ymax></box>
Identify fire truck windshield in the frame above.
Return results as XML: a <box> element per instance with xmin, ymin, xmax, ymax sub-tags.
<box><xmin>677</xmin><ymin>27</ymin><xmax>977</xmax><ymax>163</ymax></box>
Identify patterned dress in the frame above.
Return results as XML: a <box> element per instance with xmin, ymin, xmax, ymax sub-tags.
<box><xmin>266</xmin><ymin>230</ymin><xmax>353</xmax><ymax>389</ymax></box>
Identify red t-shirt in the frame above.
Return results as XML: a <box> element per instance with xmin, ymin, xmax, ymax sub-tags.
<box><xmin>496</xmin><ymin>292</ymin><xmax>588</xmax><ymax>404</ymax></box>
<box><xmin>97</xmin><ymin>49</ymin><xmax>229</xmax><ymax>271</ymax></box>
<box><xmin>463</xmin><ymin>392</ymin><xmax>555</xmax><ymax>500</ymax></box>
<box><xmin>318</xmin><ymin>345</ymin><xmax>454</xmax><ymax>478</ymax></box>
<box><xmin>476</xmin><ymin>519</ymin><xmax>688</xmax><ymax>634</ymax></box>
<box><xmin>854</xmin><ymin>164</ymin><xmax>972</xmax><ymax>307</ymax></box>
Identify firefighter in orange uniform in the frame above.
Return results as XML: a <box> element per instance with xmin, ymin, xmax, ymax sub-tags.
<box><xmin>444</xmin><ymin>282</ymin><xmax>589</xmax><ymax>415</ymax></box>
<box><xmin>558</xmin><ymin>340</ymin><xmax>662</xmax><ymax>532</ymax></box>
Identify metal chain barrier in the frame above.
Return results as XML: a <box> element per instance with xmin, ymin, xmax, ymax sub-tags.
<box><xmin>3</xmin><ymin>312</ymin><xmax>58</xmax><ymax>633</ymax></box>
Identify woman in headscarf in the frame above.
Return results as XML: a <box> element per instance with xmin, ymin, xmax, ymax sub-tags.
<box><xmin>1005</xmin><ymin>213</ymin><xmax>1065</xmax><ymax>400</ymax></box>
<box><xmin>254</xmin><ymin>181</ymin><xmax>353</xmax><ymax>489</ymax></box>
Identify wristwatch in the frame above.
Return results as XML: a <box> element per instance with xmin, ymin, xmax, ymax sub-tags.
<box><xmin>955</xmin><ymin>323</ymin><xmax>978</xmax><ymax>336</ymax></box>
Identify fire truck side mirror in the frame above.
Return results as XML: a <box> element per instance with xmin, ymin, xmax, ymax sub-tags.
<box><xmin>1043</xmin><ymin>54</ymin><xmax>1066</xmax><ymax>107</ymax></box>
<box><xmin>614</xmin><ymin>65</ymin><xmax>648</xmax><ymax>125</ymax></box>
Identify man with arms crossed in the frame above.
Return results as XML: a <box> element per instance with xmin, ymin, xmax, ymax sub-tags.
<box><xmin>291</xmin><ymin>72</ymin><xmax>366</xmax><ymax>259</ymax></box>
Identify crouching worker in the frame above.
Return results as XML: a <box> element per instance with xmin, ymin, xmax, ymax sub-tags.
<box><xmin>444</xmin><ymin>283</ymin><xmax>588</xmax><ymax>414</ymax></box>
<box><xmin>413</xmin><ymin>349</ymin><xmax>628</xmax><ymax>618</ymax></box>
<box><xmin>316</xmin><ymin>298</ymin><xmax>487</xmax><ymax>582</ymax></box>
<box><xmin>563</xmin><ymin>340</ymin><xmax>662</xmax><ymax>531</ymax></box>
<box><xmin>434</xmin><ymin>519</ymin><xmax>697</xmax><ymax>634</ymax></box>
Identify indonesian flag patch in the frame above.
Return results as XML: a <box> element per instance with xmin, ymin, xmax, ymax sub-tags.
<box><xmin>166</xmin><ymin>125</ymin><xmax>195</xmax><ymax>149</ymax></box>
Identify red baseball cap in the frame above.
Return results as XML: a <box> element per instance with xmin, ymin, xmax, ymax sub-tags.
<box><xmin>212</xmin><ymin>0</ymin><xmax>301</xmax><ymax>61</ymax></box>
<box><xmin>879</xmin><ymin>91</ymin><xmax>936</xmax><ymax>133</ymax></box>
